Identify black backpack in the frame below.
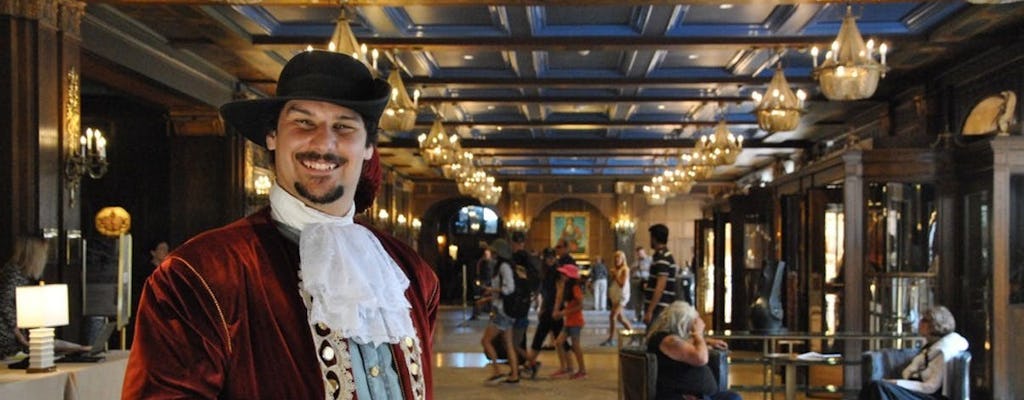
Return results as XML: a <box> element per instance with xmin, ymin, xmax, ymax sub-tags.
<box><xmin>502</xmin><ymin>251</ymin><xmax>541</xmax><ymax>318</ymax></box>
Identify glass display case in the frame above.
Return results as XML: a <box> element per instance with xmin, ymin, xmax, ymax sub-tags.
<box><xmin>1011</xmin><ymin>175</ymin><xmax>1024</xmax><ymax>305</ymax></box>
<box><xmin>865</xmin><ymin>183</ymin><xmax>938</xmax><ymax>337</ymax></box>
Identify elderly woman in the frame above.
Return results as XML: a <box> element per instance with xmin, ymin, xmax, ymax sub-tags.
<box><xmin>859</xmin><ymin>305</ymin><xmax>969</xmax><ymax>400</ymax></box>
<box><xmin>646</xmin><ymin>300</ymin><xmax>740</xmax><ymax>400</ymax></box>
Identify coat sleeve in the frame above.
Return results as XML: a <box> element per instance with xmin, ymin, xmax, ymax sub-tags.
<box><xmin>122</xmin><ymin>256</ymin><xmax>231</xmax><ymax>399</ymax></box>
<box><xmin>893</xmin><ymin>351</ymin><xmax>944</xmax><ymax>394</ymax></box>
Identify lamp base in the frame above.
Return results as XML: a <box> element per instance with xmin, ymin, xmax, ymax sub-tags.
<box><xmin>26</xmin><ymin>327</ymin><xmax>57</xmax><ymax>373</ymax></box>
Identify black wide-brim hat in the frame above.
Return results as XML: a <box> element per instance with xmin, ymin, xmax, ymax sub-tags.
<box><xmin>220</xmin><ymin>50</ymin><xmax>391</xmax><ymax>147</ymax></box>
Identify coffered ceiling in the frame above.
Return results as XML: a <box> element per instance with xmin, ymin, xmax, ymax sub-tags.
<box><xmin>80</xmin><ymin>1</ymin><xmax>1024</xmax><ymax>188</ymax></box>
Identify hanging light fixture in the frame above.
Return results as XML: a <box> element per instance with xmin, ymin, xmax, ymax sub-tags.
<box><xmin>810</xmin><ymin>6</ymin><xmax>888</xmax><ymax>101</ymax></box>
<box><xmin>417</xmin><ymin>119</ymin><xmax>454</xmax><ymax>166</ymax></box>
<box><xmin>752</xmin><ymin>66</ymin><xmax>807</xmax><ymax>133</ymax></box>
<box><xmin>696</xmin><ymin>120</ymin><xmax>743</xmax><ymax>166</ymax></box>
<box><xmin>379</xmin><ymin>69</ymin><xmax>420</xmax><ymax>132</ymax></box>
<box><xmin>328</xmin><ymin>8</ymin><xmax>376</xmax><ymax>70</ymax></box>
<box><xmin>642</xmin><ymin>176</ymin><xmax>672</xmax><ymax>206</ymax></box>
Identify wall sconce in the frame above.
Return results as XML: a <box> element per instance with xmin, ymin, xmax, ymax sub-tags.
<box><xmin>411</xmin><ymin>217</ymin><xmax>422</xmax><ymax>236</ymax></box>
<box><xmin>448</xmin><ymin>244</ymin><xmax>459</xmax><ymax>260</ymax></box>
<box><xmin>395</xmin><ymin>213</ymin><xmax>408</xmax><ymax>235</ymax></box>
<box><xmin>614</xmin><ymin>218</ymin><xmax>637</xmax><ymax>237</ymax></box>
<box><xmin>253</xmin><ymin>174</ymin><xmax>272</xmax><ymax>197</ymax></box>
<box><xmin>506</xmin><ymin>200</ymin><xmax>529</xmax><ymax>233</ymax></box>
<box><xmin>377</xmin><ymin>209</ymin><xmax>391</xmax><ymax>229</ymax></box>
<box><xmin>16</xmin><ymin>283</ymin><xmax>70</xmax><ymax>373</ymax></box>
<box><xmin>65</xmin><ymin>127</ymin><xmax>108</xmax><ymax>207</ymax></box>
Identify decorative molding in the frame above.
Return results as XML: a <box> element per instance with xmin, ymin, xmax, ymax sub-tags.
<box><xmin>168</xmin><ymin>108</ymin><xmax>225</xmax><ymax>136</ymax></box>
<box><xmin>58</xmin><ymin>1</ymin><xmax>85</xmax><ymax>39</ymax></box>
<box><xmin>0</xmin><ymin>0</ymin><xmax>48</xmax><ymax>20</ymax></box>
<box><xmin>65</xmin><ymin>68</ymin><xmax>80</xmax><ymax>159</ymax></box>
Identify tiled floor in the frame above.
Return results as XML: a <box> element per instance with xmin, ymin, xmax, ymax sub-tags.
<box><xmin>431</xmin><ymin>305</ymin><xmax>845</xmax><ymax>399</ymax></box>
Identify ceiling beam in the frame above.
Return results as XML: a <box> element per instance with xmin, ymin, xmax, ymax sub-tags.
<box><xmin>409</xmin><ymin>120</ymin><xmax>762</xmax><ymax>128</ymax></box>
<box><xmin>418</xmin><ymin>95</ymin><xmax>752</xmax><ymax>104</ymax></box>
<box><xmin>403</xmin><ymin>76</ymin><xmax>815</xmax><ymax>86</ymax></box>
<box><xmin>99</xmin><ymin>0</ymin><xmax>924</xmax><ymax>5</ymax></box>
<box><xmin>255</xmin><ymin>35</ymin><xmax>909</xmax><ymax>49</ymax></box>
<box><xmin>380</xmin><ymin>137</ymin><xmax>811</xmax><ymax>149</ymax></box>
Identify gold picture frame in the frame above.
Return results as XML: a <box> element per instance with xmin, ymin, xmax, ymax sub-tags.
<box><xmin>551</xmin><ymin>211</ymin><xmax>589</xmax><ymax>257</ymax></box>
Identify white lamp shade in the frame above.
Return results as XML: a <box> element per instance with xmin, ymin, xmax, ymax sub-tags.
<box><xmin>16</xmin><ymin>284</ymin><xmax>69</xmax><ymax>328</ymax></box>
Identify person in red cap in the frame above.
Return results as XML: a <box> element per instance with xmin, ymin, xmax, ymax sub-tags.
<box><xmin>123</xmin><ymin>51</ymin><xmax>439</xmax><ymax>400</ymax></box>
<box><xmin>550</xmin><ymin>264</ymin><xmax>587</xmax><ymax>380</ymax></box>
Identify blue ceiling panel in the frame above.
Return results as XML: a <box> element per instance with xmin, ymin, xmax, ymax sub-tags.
<box><xmin>551</xmin><ymin>168</ymin><xmax>595</xmax><ymax>175</ymax></box>
<box><xmin>671</xmin><ymin>4</ymin><xmax>793</xmax><ymax>36</ymax></box>
<box><xmin>529</xmin><ymin>6</ymin><xmax>645</xmax><ymax>36</ymax></box>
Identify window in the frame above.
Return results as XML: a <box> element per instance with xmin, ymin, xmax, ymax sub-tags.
<box><xmin>453</xmin><ymin>206</ymin><xmax>499</xmax><ymax>235</ymax></box>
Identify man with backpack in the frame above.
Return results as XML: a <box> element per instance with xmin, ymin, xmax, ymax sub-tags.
<box><xmin>509</xmin><ymin>232</ymin><xmax>541</xmax><ymax>377</ymax></box>
<box><xmin>478</xmin><ymin>239</ymin><xmax>522</xmax><ymax>384</ymax></box>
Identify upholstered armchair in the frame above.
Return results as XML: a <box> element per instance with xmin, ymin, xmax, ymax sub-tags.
<box><xmin>861</xmin><ymin>348</ymin><xmax>971</xmax><ymax>400</ymax></box>
<box><xmin>619</xmin><ymin>346</ymin><xmax>729</xmax><ymax>400</ymax></box>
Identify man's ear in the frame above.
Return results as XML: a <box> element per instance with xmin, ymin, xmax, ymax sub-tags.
<box><xmin>266</xmin><ymin>131</ymin><xmax>277</xmax><ymax>150</ymax></box>
<box><xmin>362</xmin><ymin>144</ymin><xmax>374</xmax><ymax>161</ymax></box>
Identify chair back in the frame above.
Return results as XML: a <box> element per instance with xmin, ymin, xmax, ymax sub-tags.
<box><xmin>619</xmin><ymin>346</ymin><xmax>656</xmax><ymax>400</ymax></box>
<box><xmin>944</xmin><ymin>350</ymin><xmax>971</xmax><ymax>400</ymax></box>
<box><xmin>619</xmin><ymin>345</ymin><xmax>730</xmax><ymax>400</ymax></box>
<box><xmin>861</xmin><ymin>348</ymin><xmax>971</xmax><ymax>400</ymax></box>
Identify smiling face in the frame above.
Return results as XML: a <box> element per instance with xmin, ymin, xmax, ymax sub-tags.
<box><xmin>266</xmin><ymin>100</ymin><xmax>374</xmax><ymax>216</ymax></box>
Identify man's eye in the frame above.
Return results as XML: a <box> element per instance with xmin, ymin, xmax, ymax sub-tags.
<box><xmin>333</xmin><ymin>123</ymin><xmax>356</xmax><ymax>131</ymax></box>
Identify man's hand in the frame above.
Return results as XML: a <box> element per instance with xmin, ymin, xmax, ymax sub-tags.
<box><xmin>643</xmin><ymin>310</ymin><xmax>652</xmax><ymax>324</ymax></box>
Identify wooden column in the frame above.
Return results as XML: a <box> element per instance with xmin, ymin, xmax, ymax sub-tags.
<box><xmin>841</xmin><ymin>150</ymin><xmax>866</xmax><ymax>390</ymax></box>
<box><xmin>0</xmin><ymin>0</ymin><xmax>83</xmax><ymax>265</ymax></box>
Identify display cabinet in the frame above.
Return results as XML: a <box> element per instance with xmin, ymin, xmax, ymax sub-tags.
<box><xmin>770</xmin><ymin>146</ymin><xmax>952</xmax><ymax>390</ymax></box>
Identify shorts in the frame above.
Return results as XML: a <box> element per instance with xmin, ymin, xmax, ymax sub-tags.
<box><xmin>514</xmin><ymin>317</ymin><xmax>530</xmax><ymax>330</ymax></box>
<box><xmin>489</xmin><ymin>311</ymin><xmax>515</xmax><ymax>331</ymax></box>
<box><xmin>564</xmin><ymin>326</ymin><xmax>582</xmax><ymax>337</ymax></box>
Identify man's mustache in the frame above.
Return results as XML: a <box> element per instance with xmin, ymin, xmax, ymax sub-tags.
<box><xmin>295</xmin><ymin>152</ymin><xmax>346</xmax><ymax>165</ymax></box>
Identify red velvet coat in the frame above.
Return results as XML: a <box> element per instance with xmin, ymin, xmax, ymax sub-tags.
<box><xmin>122</xmin><ymin>208</ymin><xmax>438</xmax><ymax>399</ymax></box>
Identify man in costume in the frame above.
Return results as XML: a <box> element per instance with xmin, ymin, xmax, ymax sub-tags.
<box><xmin>123</xmin><ymin>50</ymin><xmax>439</xmax><ymax>399</ymax></box>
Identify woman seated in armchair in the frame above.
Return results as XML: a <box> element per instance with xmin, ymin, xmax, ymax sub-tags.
<box><xmin>646</xmin><ymin>300</ymin><xmax>741</xmax><ymax>400</ymax></box>
<box><xmin>859</xmin><ymin>305</ymin><xmax>968</xmax><ymax>400</ymax></box>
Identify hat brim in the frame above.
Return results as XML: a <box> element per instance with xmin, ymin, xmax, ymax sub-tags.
<box><xmin>220</xmin><ymin>88</ymin><xmax>389</xmax><ymax>148</ymax></box>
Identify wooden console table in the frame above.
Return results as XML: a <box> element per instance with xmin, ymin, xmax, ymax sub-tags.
<box><xmin>0</xmin><ymin>350</ymin><xmax>129</xmax><ymax>399</ymax></box>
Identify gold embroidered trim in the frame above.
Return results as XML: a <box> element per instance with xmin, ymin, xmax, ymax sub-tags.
<box><xmin>174</xmin><ymin>256</ymin><xmax>232</xmax><ymax>354</ymax></box>
<box><xmin>401</xmin><ymin>336</ymin><xmax>426</xmax><ymax>400</ymax></box>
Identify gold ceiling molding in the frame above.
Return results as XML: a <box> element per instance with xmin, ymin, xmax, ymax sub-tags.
<box><xmin>58</xmin><ymin>1</ymin><xmax>85</xmax><ymax>39</ymax></box>
<box><xmin>0</xmin><ymin>0</ymin><xmax>54</xmax><ymax>21</ymax></box>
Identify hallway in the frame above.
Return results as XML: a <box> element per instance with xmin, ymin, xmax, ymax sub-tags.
<box><xmin>430</xmin><ymin>305</ymin><xmax>829</xmax><ymax>399</ymax></box>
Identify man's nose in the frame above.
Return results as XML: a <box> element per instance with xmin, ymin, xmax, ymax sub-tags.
<box><xmin>307</xmin><ymin>124</ymin><xmax>337</xmax><ymax>149</ymax></box>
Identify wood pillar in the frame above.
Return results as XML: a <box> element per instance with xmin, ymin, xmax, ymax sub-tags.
<box><xmin>841</xmin><ymin>150</ymin><xmax>866</xmax><ymax>390</ymax></box>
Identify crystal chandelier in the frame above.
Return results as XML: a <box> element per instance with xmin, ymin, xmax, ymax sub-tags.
<box><xmin>642</xmin><ymin>175</ymin><xmax>673</xmax><ymax>206</ymax></box>
<box><xmin>752</xmin><ymin>67</ymin><xmax>806</xmax><ymax>133</ymax></box>
<box><xmin>810</xmin><ymin>6</ymin><xmax>888</xmax><ymax>101</ymax></box>
<box><xmin>328</xmin><ymin>9</ymin><xmax>376</xmax><ymax>69</ymax></box>
<box><xmin>380</xmin><ymin>69</ymin><xmax>420</xmax><ymax>132</ymax></box>
<box><xmin>696</xmin><ymin>120</ymin><xmax>743</xmax><ymax>166</ymax></box>
<box><xmin>417</xmin><ymin>120</ymin><xmax>459</xmax><ymax>166</ymax></box>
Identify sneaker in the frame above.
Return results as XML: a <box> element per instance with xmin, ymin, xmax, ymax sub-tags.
<box><xmin>569</xmin><ymin>371</ymin><xmax>587</xmax><ymax>380</ymax></box>
<box><xmin>599</xmin><ymin>339</ymin><xmax>613</xmax><ymax>347</ymax></box>
<box><xmin>529</xmin><ymin>361</ymin><xmax>541</xmax><ymax>379</ymax></box>
<box><xmin>549</xmin><ymin>369</ymin><xmax>571</xmax><ymax>379</ymax></box>
<box><xmin>505</xmin><ymin>377</ymin><xmax>520</xmax><ymax>384</ymax></box>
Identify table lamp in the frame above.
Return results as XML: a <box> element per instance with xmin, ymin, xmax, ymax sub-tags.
<box><xmin>16</xmin><ymin>283</ymin><xmax>69</xmax><ymax>373</ymax></box>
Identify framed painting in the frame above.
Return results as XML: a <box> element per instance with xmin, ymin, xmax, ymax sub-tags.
<box><xmin>551</xmin><ymin>211</ymin><xmax>589</xmax><ymax>256</ymax></box>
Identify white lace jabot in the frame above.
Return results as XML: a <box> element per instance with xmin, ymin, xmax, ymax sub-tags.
<box><xmin>269</xmin><ymin>185</ymin><xmax>415</xmax><ymax>346</ymax></box>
